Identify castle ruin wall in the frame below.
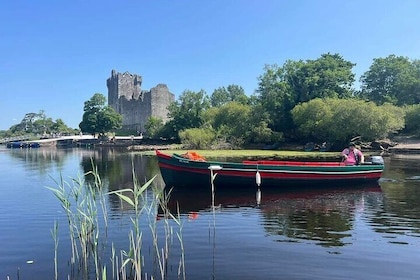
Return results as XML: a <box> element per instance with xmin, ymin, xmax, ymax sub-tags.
<box><xmin>107</xmin><ymin>70</ymin><xmax>175</xmax><ymax>133</ymax></box>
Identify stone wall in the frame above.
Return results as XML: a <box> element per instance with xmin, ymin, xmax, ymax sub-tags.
<box><xmin>107</xmin><ymin>70</ymin><xmax>175</xmax><ymax>133</ymax></box>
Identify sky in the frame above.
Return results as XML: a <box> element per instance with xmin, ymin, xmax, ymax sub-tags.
<box><xmin>1</xmin><ymin>0</ymin><xmax>420</xmax><ymax>130</ymax></box>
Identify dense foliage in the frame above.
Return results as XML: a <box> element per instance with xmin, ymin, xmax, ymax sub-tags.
<box><xmin>360</xmin><ymin>55</ymin><xmax>420</xmax><ymax>106</ymax></box>
<box><xmin>1</xmin><ymin>110</ymin><xmax>76</xmax><ymax>138</ymax></box>
<box><xmin>154</xmin><ymin>53</ymin><xmax>417</xmax><ymax>149</ymax></box>
<box><xmin>403</xmin><ymin>104</ymin><xmax>420</xmax><ymax>135</ymax></box>
<box><xmin>3</xmin><ymin>52</ymin><xmax>419</xmax><ymax>146</ymax></box>
<box><xmin>179</xmin><ymin>128</ymin><xmax>216</xmax><ymax>149</ymax></box>
<box><xmin>292</xmin><ymin>98</ymin><xmax>405</xmax><ymax>145</ymax></box>
<box><xmin>162</xmin><ymin>90</ymin><xmax>210</xmax><ymax>140</ymax></box>
<box><xmin>79</xmin><ymin>93</ymin><xmax>122</xmax><ymax>137</ymax></box>
<box><xmin>210</xmin><ymin>85</ymin><xmax>249</xmax><ymax>107</ymax></box>
<box><xmin>256</xmin><ymin>53</ymin><xmax>356</xmax><ymax>133</ymax></box>
<box><xmin>144</xmin><ymin>116</ymin><xmax>164</xmax><ymax>138</ymax></box>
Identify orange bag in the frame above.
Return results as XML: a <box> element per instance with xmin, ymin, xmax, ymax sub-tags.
<box><xmin>182</xmin><ymin>151</ymin><xmax>206</xmax><ymax>161</ymax></box>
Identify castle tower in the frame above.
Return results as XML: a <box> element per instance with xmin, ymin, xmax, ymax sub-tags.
<box><xmin>107</xmin><ymin>70</ymin><xmax>175</xmax><ymax>132</ymax></box>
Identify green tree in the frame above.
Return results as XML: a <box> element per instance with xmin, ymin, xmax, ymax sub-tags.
<box><xmin>210</xmin><ymin>85</ymin><xmax>249</xmax><ymax>107</ymax></box>
<box><xmin>8</xmin><ymin>110</ymin><xmax>74</xmax><ymax>135</ymax></box>
<box><xmin>162</xmin><ymin>90</ymin><xmax>210</xmax><ymax>140</ymax></box>
<box><xmin>403</xmin><ymin>104</ymin><xmax>420</xmax><ymax>135</ymax></box>
<box><xmin>79</xmin><ymin>93</ymin><xmax>122</xmax><ymax>137</ymax></box>
<box><xmin>202</xmin><ymin>101</ymin><xmax>279</xmax><ymax>147</ymax></box>
<box><xmin>290</xmin><ymin>98</ymin><xmax>333</xmax><ymax>141</ymax></box>
<box><xmin>256</xmin><ymin>64</ymin><xmax>293</xmax><ymax>132</ymax></box>
<box><xmin>179</xmin><ymin>128</ymin><xmax>216</xmax><ymax>149</ymax></box>
<box><xmin>256</xmin><ymin>53</ymin><xmax>356</xmax><ymax>134</ymax></box>
<box><xmin>211</xmin><ymin>102</ymin><xmax>251</xmax><ymax>147</ymax></box>
<box><xmin>96</xmin><ymin>106</ymin><xmax>123</xmax><ymax>135</ymax></box>
<box><xmin>52</xmin><ymin>119</ymin><xmax>73</xmax><ymax>134</ymax></box>
<box><xmin>247</xmin><ymin>103</ymin><xmax>282</xmax><ymax>144</ymax></box>
<box><xmin>144</xmin><ymin>116</ymin><xmax>164</xmax><ymax>138</ymax></box>
<box><xmin>360</xmin><ymin>55</ymin><xmax>420</xmax><ymax>105</ymax></box>
<box><xmin>11</xmin><ymin>112</ymin><xmax>41</xmax><ymax>133</ymax></box>
<box><xmin>292</xmin><ymin>98</ymin><xmax>405</xmax><ymax>144</ymax></box>
<box><xmin>288</xmin><ymin>53</ymin><xmax>355</xmax><ymax>103</ymax></box>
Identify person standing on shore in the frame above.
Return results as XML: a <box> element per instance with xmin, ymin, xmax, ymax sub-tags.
<box><xmin>342</xmin><ymin>142</ymin><xmax>364</xmax><ymax>165</ymax></box>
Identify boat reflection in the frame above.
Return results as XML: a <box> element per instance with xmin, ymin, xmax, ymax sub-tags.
<box><xmin>164</xmin><ymin>184</ymin><xmax>381</xmax><ymax>212</ymax></box>
<box><xmin>163</xmin><ymin>183</ymin><xmax>383</xmax><ymax>247</ymax></box>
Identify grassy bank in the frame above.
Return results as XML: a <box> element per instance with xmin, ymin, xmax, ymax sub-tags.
<box><xmin>139</xmin><ymin>149</ymin><xmax>344</xmax><ymax>161</ymax></box>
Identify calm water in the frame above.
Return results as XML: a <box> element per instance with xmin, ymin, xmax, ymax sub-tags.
<box><xmin>1</xmin><ymin>147</ymin><xmax>420</xmax><ymax>280</ymax></box>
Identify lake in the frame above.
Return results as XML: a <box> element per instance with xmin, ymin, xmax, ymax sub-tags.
<box><xmin>1</xmin><ymin>146</ymin><xmax>420</xmax><ymax>280</ymax></box>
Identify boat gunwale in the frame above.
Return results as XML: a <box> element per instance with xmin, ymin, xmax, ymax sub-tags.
<box><xmin>156</xmin><ymin>150</ymin><xmax>384</xmax><ymax>187</ymax></box>
<box><xmin>167</xmin><ymin>152</ymin><xmax>384</xmax><ymax>172</ymax></box>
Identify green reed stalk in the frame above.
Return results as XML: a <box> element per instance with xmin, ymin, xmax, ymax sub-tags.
<box><xmin>173</xmin><ymin>207</ymin><xmax>186</xmax><ymax>280</ymax></box>
<box><xmin>48</xmin><ymin>174</ymin><xmax>79</xmax><ymax>265</ymax></box>
<box><xmin>48</xmin><ymin>166</ymin><xmax>109</xmax><ymax>280</ymax></box>
<box><xmin>51</xmin><ymin>221</ymin><xmax>59</xmax><ymax>280</ymax></box>
<box><xmin>49</xmin><ymin>161</ymin><xmax>185</xmax><ymax>280</ymax></box>
<box><xmin>150</xmin><ymin>186</ymin><xmax>186</xmax><ymax>280</ymax></box>
<box><xmin>109</xmin><ymin>169</ymin><xmax>154</xmax><ymax>280</ymax></box>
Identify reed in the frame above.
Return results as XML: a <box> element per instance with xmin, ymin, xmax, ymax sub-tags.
<box><xmin>50</xmin><ymin>221</ymin><xmax>59</xmax><ymax>280</ymax></box>
<box><xmin>48</xmin><ymin>161</ymin><xmax>185</xmax><ymax>279</ymax></box>
<box><xmin>48</xmin><ymin>171</ymin><xmax>106</xmax><ymax>279</ymax></box>
<box><xmin>109</xmin><ymin>170</ymin><xmax>186</xmax><ymax>280</ymax></box>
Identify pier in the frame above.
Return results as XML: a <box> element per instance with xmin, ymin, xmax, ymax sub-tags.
<box><xmin>2</xmin><ymin>135</ymin><xmax>147</xmax><ymax>148</ymax></box>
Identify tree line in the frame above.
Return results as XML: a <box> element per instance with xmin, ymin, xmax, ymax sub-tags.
<box><xmin>146</xmin><ymin>53</ymin><xmax>420</xmax><ymax>149</ymax></box>
<box><xmin>1</xmin><ymin>110</ymin><xmax>77</xmax><ymax>138</ymax></box>
<box><xmin>2</xmin><ymin>53</ymin><xmax>420</xmax><ymax>148</ymax></box>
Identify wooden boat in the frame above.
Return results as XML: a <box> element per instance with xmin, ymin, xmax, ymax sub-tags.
<box><xmin>156</xmin><ymin>150</ymin><xmax>384</xmax><ymax>188</ymax></box>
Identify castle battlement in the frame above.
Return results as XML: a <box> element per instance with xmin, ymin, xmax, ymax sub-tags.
<box><xmin>107</xmin><ymin>70</ymin><xmax>175</xmax><ymax>133</ymax></box>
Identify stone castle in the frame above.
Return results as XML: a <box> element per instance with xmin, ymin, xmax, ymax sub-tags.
<box><xmin>107</xmin><ymin>70</ymin><xmax>175</xmax><ymax>132</ymax></box>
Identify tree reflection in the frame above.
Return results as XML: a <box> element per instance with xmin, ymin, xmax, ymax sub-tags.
<box><xmin>8</xmin><ymin>147</ymin><xmax>73</xmax><ymax>174</ymax></box>
<box><xmin>78</xmin><ymin>148</ymin><xmax>165</xmax><ymax>214</ymax></box>
<box><xmin>261</xmin><ymin>192</ymin><xmax>356</xmax><ymax>247</ymax></box>
<box><xmin>79</xmin><ymin>148</ymin><xmax>162</xmax><ymax>190</ymax></box>
<box><xmin>165</xmin><ymin>184</ymin><xmax>383</xmax><ymax>247</ymax></box>
<box><xmin>373</xmin><ymin>155</ymin><xmax>420</xmax><ymax>237</ymax></box>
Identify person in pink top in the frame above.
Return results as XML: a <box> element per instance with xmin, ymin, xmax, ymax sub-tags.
<box><xmin>342</xmin><ymin>142</ymin><xmax>364</xmax><ymax>165</ymax></box>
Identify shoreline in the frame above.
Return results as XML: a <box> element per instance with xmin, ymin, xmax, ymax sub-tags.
<box><xmin>3</xmin><ymin>135</ymin><xmax>420</xmax><ymax>154</ymax></box>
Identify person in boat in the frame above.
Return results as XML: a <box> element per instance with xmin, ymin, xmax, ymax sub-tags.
<box><xmin>342</xmin><ymin>142</ymin><xmax>364</xmax><ymax>165</ymax></box>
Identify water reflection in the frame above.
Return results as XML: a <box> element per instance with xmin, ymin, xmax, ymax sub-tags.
<box><xmin>76</xmin><ymin>148</ymin><xmax>165</xmax><ymax>214</ymax></box>
<box><xmin>6</xmin><ymin>147</ymin><xmax>165</xmax><ymax>215</ymax></box>
<box><xmin>165</xmin><ymin>184</ymin><xmax>383</xmax><ymax>247</ymax></box>
<box><xmin>7</xmin><ymin>147</ymin><xmax>75</xmax><ymax>174</ymax></box>
<box><xmin>377</xmin><ymin>155</ymin><xmax>420</xmax><ymax>241</ymax></box>
<box><xmin>78</xmin><ymin>148</ymin><xmax>163</xmax><ymax>189</ymax></box>
<box><xmin>6</xmin><ymin>148</ymin><xmax>420</xmax><ymax>247</ymax></box>
<box><xmin>260</xmin><ymin>186</ymin><xmax>381</xmax><ymax>247</ymax></box>
<box><xmin>7</xmin><ymin>147</ymin><xmax>164</xmax><ymax>187</ymax></box>
<box><xmin>2</xmin><ymin>148</ymin><xmax>420</xmax><ymax>279</ymax></box>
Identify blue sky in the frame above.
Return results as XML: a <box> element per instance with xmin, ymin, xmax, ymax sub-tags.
<box><xmin>1</xmin><ymin>0</ymin><xmax>419</xmax><ymax>130</ymax></box>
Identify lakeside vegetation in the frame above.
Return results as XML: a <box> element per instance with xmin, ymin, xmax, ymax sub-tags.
<box><xmin>148</xmin><ymin>54</ymin><xmax>420</xmax><ymax>150</ymax></box>
<box><xmin>2</xmin><ymin>53</ymin><xmax>420</xmax><ymax>151</ymax></box>
<box><xmin>138</xmin><ymin>149</ymin><xmax>379</xmax><ymax>162</ymax></box>
<box><xmin>48</xmin><ymin>165</ymin><xmax>186</xmax><ymax>280</ymax></box>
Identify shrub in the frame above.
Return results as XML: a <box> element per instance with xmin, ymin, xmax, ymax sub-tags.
<box><xmin>404</xmin><ymin>104</ymin><xmax>420</xmax><ymax>135</ymax></box>
<box><xmin>179</xmin><ymin>128</ymin><xmax>216</xmax><ymax>149</ymax></box>
<box><xmin>292</xmin><ymin>98</ymin><xmax>405</xmax><ymax>144</ymax></box>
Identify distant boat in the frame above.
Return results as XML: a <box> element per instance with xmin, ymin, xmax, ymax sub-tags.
<box><xmin>6</xmin><ymin>141</ymin><xmax>40</xmax><ymax>148</ymax></box>
<box><xmin>6</xmin><ymin>142</ymin><xmax>22</xmax><ymax>148</ymax></box>
<box><xmin>156</xmin><ymin>150</ymin><xmax>384</xmax><ymax>188</ymax></box>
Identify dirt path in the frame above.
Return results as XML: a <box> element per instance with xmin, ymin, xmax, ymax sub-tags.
<box><xmin>389</xmin><ymin>136</ymin><xmax>420</xmax><ymax>153</ymax></box>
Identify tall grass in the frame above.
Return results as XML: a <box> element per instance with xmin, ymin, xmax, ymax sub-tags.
<box><xmin>51</xmin><ymin>221</ymin><xmax>59</xmax><ymax>280</ymax></box>
<box><xmin>48</xmin><ymin>171</ymin><xmax>104</xmax><ymax>278</ymax></box>
<box><xmin>48</xmin><ymin>162</ymin><xmax>185</xmax><ymax>280</ymax></box>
